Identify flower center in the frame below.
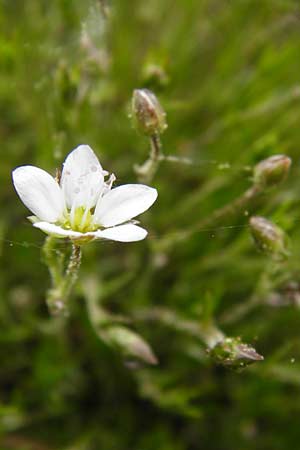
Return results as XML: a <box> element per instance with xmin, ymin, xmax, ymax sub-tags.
<box><xmin>63</xmin><ymin>206</ymin><xmax>98</xmax><ymax>233</ymax></box>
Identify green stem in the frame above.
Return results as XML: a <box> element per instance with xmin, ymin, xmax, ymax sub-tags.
<box><xmin>220</xmin><ymin>260</ymin><xmax>281</xmax><ymax>325</ymax></box>
<box><xmin>134</xmin><ymin>133</ymin><xmax>162</xmax><ymax>182</ymax></box>
<box><xmin>133</xmin><ymin>306</ymin><xmax>224</xmax><ymax>348</ymax></box>
<box><xmin>43</xmin><ymin>236</ymin><xmax>64</xmax><ymax>288</ymax></box>
<box><xmin>155</xmin><ymin>184</ymin><xmax>262</xmax><ymax>252</ymax></box>
<box><xmin>43</xmin><ymin>238</ymin><xmax>82</xmax><ymax>316</ymax></box>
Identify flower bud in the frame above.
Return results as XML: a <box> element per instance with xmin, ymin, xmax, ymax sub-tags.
<box><xmin>131</xmin><ymin>88</ymin><xmax>167</xmax><ymax>136</ymax></box>
<box><xmin>254</xmin><ymin>155</ymin><xmax>291</xmax><ymax>188</ymax></box>
<box><xmin>209</xmin><ymin>337</ymin><xmax>264</xmax><ymax>370</ymax></box>
<box><xmin>249</xmin><ymin>216</ymin><xmax>289</xmax><ymax>258</ymax></box>
<box><xmin>102</xmin><ymin>325</ymin><xmax>158</xmax><ymax>365</ymax></box>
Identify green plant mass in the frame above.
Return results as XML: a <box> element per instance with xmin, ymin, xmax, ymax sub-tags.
<box><xmin>2</xmin><ymin>0</ymin><xmax>300</xmax><ymax>449</ymax></box>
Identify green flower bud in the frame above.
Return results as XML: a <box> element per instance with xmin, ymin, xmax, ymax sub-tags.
<box><xmin>249</xmin><ymin>216</ymin><xmax>289</xmax><ymax>258</ymax></box>
<box><xmin>254</xmin><ymin>155</ymin><xmax>291</xmax><ymax>188</ymax></box>
<box><xmin>209</xmin><ymin>337</ymin><xmax>264</xmax><ymax>370</ymax></box>
<box><xmin>131</xmin><ymin>88</ymin><xmax>167</xmax><ymax>136</ymax></box>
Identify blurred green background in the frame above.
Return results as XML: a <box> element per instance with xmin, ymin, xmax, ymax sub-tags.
<box><xmin>2</xmin><ymin>0</ymin><xmax>300</xmax><ymax>448</ymax></box>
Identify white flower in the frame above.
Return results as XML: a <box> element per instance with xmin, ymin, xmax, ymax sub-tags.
<box><xmin>12</xmin><ymin>145</ymin><xmax>158</xmax><ymax>243</ymax></box>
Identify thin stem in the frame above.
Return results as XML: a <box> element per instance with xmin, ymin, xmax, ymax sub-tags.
<box><xmin>158</xmin><ymin>154</ymin><xmax>195</xmax><ymax>165</ymax></box>
<box><xmin>98</xmin><ymin>0</ymin><xmax>109</xmax><ymax>18</ymax></box>
<box><xmin>134</xmin><ymin>133</ymin><xmax>162</xmax><ymax>183</ymax></box>
<box><xmin>63</xmin><ymin>244</ymin><xmax>82</xmax><ymax>298</ymax></box>
<box><xmin>133</xmin><ymin>306</ymin><xmax>224</xmax><ymax>348</ymax></box>
<box><xmin>43</xmin><ymin>239</ymin><xmax>82</xmax><ymax>316</ymax></box>
<box><xmin>150</xmin><ymin>133</ymin><xmax>161</xmax><ymax>159</ymax></box>
<box><xmin>220</xmin><ymin>260</ymin><xmax>281</xmax><ymax>325</ymax></box>
<box><xmin>202</xmin><ymin>185</ymin><xmax>262</xmax><ymax>225</ymax></box>
<box><xmin>220</xmin><ymin>293</ymin><xmax>261</xmax><ymax>325</ymax></box>
<box><xmin>155</xmin><ymin>184</ymin><xmax>262</xmax><ymax>251</ymax></box>
<box><xmin>43</xmin><ymin>236</ymin><xmax>64</xmax><ymax>287</ymax></box>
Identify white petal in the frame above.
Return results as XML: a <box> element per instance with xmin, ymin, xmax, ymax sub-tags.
<box><xmin>93</xmin><ymin>224</ymin><xmax>148</xmax><ymax>242</ymax></box>
<box><xmin>12</xmin><ymin>166</ymin><xmax>65</xmax><ymax>222</ymax></box>
<box><xmin>61</xmin><ymin>145</ymin><xmax>104</xmax><ymax>209</ymax></box>
<box><xmin>94</xmin><ymin>184</ymin><xmax>158</xmax><ymax>227</ymax></box>
<box><xmin>33</xmin><ymin>222</ymin><xmax>84</xmax><ymax>239</ymax></box>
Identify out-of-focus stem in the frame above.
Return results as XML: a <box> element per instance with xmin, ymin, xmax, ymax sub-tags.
<box><xmin>134</xmin><ymin>307</ymin><xmax>263</xmax><ymax>368</ymax></box>
<box><xmin>220</xmin><ymin>259</ymin><xmax>283</xmax><ymax>325</ymax></box>
<box><xmin>134</xmin><ymin>307</ymin><xmax>224</xmax><ymax>348</ymax></box>
<box><xmin>156</xmin><ymin>184</ymin><xmax>262</xmax><ymax>251</ymax></box>
<box><xmin>220</xmin><ymin>293</ymin><xmax>261</xmax><ymax>325</ymax></box>
<box><xmin>98</xmin><ymin>0</ymin><xmax>109</xmax><ymax>18</ymax></box>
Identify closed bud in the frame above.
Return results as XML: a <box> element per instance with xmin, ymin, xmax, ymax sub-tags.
<box><xmin>249</xmin><ymin>216</ymin><xmax>289</xmax><ymax>258</ymax></box>
<box><xmin>254</xmin><ymin>155</ymin><xmax>291</xmax><ymax>188</ymax></box>
<box><xmin>131</xmin><ymin>88</ymin><xmax>167</xmax><ymax>136</ymax></box>
<box><xmin>209</xmin><ymin>337</ymin><xmax>264</xmax><ymax>370</ymax></box>
<box><xmin>102</xmin><ymin>325</ymin><xmax>158</xmax><ymax>365</ymax></box>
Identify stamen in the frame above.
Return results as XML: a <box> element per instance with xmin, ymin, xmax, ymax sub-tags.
<box><xmin>70</xmin><ymin>203</ymin><xmax>76</xmax><ymax>229</ymax></box>
<box><xmin>80</xmin><ymin>203</ymin><xmax>91</xmax><ymax>229</ymax></box>
<box><xmin>102</xmin><ymin>173</ymin><xmax>116</xmax><ymax>196</ymax></box>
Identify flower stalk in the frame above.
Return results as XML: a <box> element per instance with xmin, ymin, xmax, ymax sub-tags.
<box><xmin>155</xmin><ymin>154</ymin><xmax>292</xmax><ymax>252</ymax></box>
<box><xmin>131</xmin><ymin>89</ymin><xmax>167</xmax><ymax>183</ymax></box>
<box><xmin>134</xmin><ymin>306</ymin><xmax>263</xmax><ymax>369</ymax></box>
<box><xmin>43</xmin><ymin>237</ymin><xmax>81</xmax><ymax>316</ymax></box>
<box><xmin>83</xmin><ymin>278</ymin><xmax>158</xmax><ymax>365</ymax></box>
<box><xmin>134</xmin><ymin>133</ymin><xmax>163</xmax><ymax>183</ymax></box>
<box><xmin>155</xmin><ymin>184</ymin><xmax>263</xmax><ymax>252</ymax></box>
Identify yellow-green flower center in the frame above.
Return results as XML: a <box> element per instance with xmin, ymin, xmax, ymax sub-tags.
<box><xmin>63</xmin><ymin>206</ymin><xmax>98</xmax><ymax>233</ymax></box>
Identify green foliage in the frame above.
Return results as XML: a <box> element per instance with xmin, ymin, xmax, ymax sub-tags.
<box><xmin>2</xmin><ymin>0</ymin><xmax>300</xmax><ymax>448</ymax></box>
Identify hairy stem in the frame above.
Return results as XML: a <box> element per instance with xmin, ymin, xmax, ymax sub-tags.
<box><xmin>43</xmin><ymin>237</ymin><xmax>82</xmax><ymax>316</ymax></box>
